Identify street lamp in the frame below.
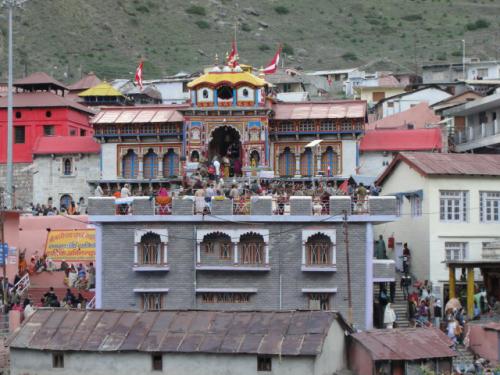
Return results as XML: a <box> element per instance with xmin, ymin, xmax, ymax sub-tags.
<box><xmin>2</xmin><ymin>0</ymin><xmax>28</xmax><ymax>209</ymax></box>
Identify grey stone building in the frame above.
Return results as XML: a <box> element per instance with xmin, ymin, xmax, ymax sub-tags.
<box><xmin>89</xmin><ymin>195</ymin><xmax>397</xmax><ymax>330</ymax></box>
<box><xmin>32</xmin><ymin>136</ymin><xmax>100</xmax><ymax>210</ymax></box>
<box><xmin>9</xmin><ymin>309</ymin><xmax>351</xmax><ymax>375</ymax></box>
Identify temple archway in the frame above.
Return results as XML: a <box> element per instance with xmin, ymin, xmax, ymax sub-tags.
<box><xmin>208</xmin><ymin>126</ymin><xmax>241</xmax><ymax>175</ymax></box>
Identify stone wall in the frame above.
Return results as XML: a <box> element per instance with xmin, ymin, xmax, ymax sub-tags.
<box><xmin>32</xmin><ymin>153</ymin><xmax>100</xmax><ymax>209</ymax></box>
<box><xmin>100</xmin><ymin>220</ymin><xmax>370</xmax><ymax>329</ymax></box>
<box><xmin>0</xmin><ymin>163</ymin><xmax>33</xmax><ymax>208</ymax></box>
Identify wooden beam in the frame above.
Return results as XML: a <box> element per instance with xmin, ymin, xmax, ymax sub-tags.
<box><xmin>449</xmin><ymin>267</ymin><xmax>456</xmax><ymax>299</ymax></box>
<box><xmin>467</xmin><ymin>267</ymin><xmax>475</xmax><ymax>319</ymax></box>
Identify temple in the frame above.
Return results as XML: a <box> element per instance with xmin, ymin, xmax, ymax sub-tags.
<box><xmin>92</xmin><ymin>63</ymin><xmax>367</xmax><ymax>192</ymax></box>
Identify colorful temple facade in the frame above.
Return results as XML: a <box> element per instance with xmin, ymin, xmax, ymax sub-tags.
<box><xmin>91</xmin><ymin>65</ymin><xmax>367</xmax><ymax>192</ymax></box>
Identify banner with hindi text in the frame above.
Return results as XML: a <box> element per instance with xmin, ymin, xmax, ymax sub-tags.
<box><xmin>45</xmin><ymin>229</ymin><xmax>95</xmax><ymax>262</ymax></box>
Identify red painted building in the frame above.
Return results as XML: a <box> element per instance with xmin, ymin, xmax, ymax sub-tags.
<box><xmin>0</xmin><ymin>72</ymin><xmax>95</xmax><ymax>163</ymax></box>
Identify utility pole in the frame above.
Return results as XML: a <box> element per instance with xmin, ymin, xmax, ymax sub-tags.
<box><xmin>0</xmin><ymin>212</ymin><xmax>6</xmax><ymax>309</ymax></box>
<box><xmin>3</xmin><ymin>0</ymin><xmax>28</xmax><ymax>209</ymax></box>
<box><xmin>342</xmin><ymin>210</ymin><xmax>353</xmax><ymax>325</ymax></box>
<box><xmin>462</xmin><ymin>39</ymin><xmax>466</xmax><ymax>80</ymax></box>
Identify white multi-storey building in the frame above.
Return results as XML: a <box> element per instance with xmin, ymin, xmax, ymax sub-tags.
<box><xmin>375</xmin><ymin>152</ymin><xmax>500</xmax><ymax>300</ymax></box>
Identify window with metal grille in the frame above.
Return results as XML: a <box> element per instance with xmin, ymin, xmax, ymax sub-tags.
<box><xmin>43</xmin><ymin>125</ymin><xmax>55</xmax><ymax>136</ymax></box>
<box><xmin>141</xmin><ymin>293</ymin><xmax>165</xmax><ymax>310</ymax></box>
<box><xmin>14</xmin><ymin>126</ymin><xmax>25</xmax><ymax>144</ymax></box>
<box><xmin>239</xmin><ymin>233</ymin><xmax>265</xmax><ymax>264</ymax></box>
<box><xmin>160</xmin><ymin>123</ymin><xmax>177</xmax><ymax>134</ymax></box>
<box><xmin>139</xmin><ymin>232</ymin><xmax>164</xmax><ymax>265</ymax></box>
<box><xmin>306</xmin><ymin>233</ymin><xmax>332</xmax><ymax>265</ymax></box>
<box><xmin>152</xmin><ymin>354</ymin><xmax>163</xmax><ymax>371</ymax></box>
<box><xmin>480</xmin><ymin>191</ymin><xmax>500</xmax><ymax>222</ymax></box>
<box><xmin>63</xmin><ymin>158</ymin><xmax>72</xmax><ymax>176</ymax></box>
<box><xmin>143</xmin><ymin>149</ymin><xmax>158</xmax><ymax>179</ymax></box>
<box><xmin>308</xmin><ymin>293</ymin><xmax>331</xmax><ymax>310</ymax></box>
<box><xmin>440</xmin><ymin>190</ymin><xmax>468</xmax><ymax>222</ymax></box>
<box><xmin>140</xmin><ymin>124</ymin><xmax>156</xmax><ymax>134</ymax></box>
<box><xmin>299</xmin><ymin>120</ymin><xmax>315</xmax><ymax>132</ymax></box>
<box><xmin>257</xmin><ymin>356</ymin><xmax>272</xmax><ymax>372</ymax></box>
<box><xmin>410</xmin><ymin>196</ymin><xmax>422</xmax><ymax>217</ymax></box>
<box><xmin>320</xmin><ymin>120</ymin><xmax>336</xmax><ymax>132</ymax></box>
<box><xmin>121</xmin><ymin>124</ymin><xmax>135</xmax><ymax>135</ymax></box>
<box><xmin>276</xmin><ymin>122</ymin><xmax>294</xmax><ymax>132</ymax></box>
<box><xmin>201</xmin><ymin>232</ymin><xmax>233</xmax><ymax>261</ymax></box>
<box><xmin>445</xmin><ymin>242</ymin><xmax>467</xmax><ymax>261</ymax></box>
<box><xmin>52</xmin><ymin>353</ymin><xmax>64</xmax><ymax>368</ymax></box>
<box><xmin>201</xmin><ymin>293</ymin><xmax>250</xmax><ymax>303</ymax></box>
<box><xmin>341</xmin><ymin>121</ymin><xmax>352</xmax><ymax>131</ymax></box>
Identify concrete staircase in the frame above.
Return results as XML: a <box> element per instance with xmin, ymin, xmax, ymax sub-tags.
<box><xmin>453</xmin><ymin>344</ymin><xmax>476</xmax><ymax>373</ymax></box>
<box><xmin>392</xmin><ymin>285</ymin><xmax>409</xmax><ymax>328</ymax></box>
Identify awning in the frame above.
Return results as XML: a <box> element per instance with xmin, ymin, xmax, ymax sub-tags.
<box><xmin>392</xmin><ymin>190</ymin><xmax>423</xmax><ymax>200</ymax></box>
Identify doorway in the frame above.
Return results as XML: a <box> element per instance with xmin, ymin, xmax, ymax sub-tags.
<box><xmin>208</xmin><ymin>126</ymin><xmax>242</xmax><ymax>176</ymax></box>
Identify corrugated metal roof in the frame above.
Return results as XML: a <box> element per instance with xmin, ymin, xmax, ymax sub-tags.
<box><xmin>0</xmin><ymin>92</ymin><xmax>95</xmax><ymax>114</ymax></box>
<box><xmin>351</xmin><ymin>328</ymin><xmax>456</xmax><ymax>361</ymax></box>
<box><xmin>68</xmin><ymin>74</ymin><xmax>102</xmax><ymax>91</ymax></box>
<box><xmin>79</xmin><ymin>82</ymin><xmax>125</xmax><ymax>97</ymax></box>
<box><xmin>91</xmin><ymin>105</ymin><xmax>186</xmax><ymax>124</ymax></box>
<box><xmin>33</xmin><ymin>136</ymin><xmax>100</xmax><ymax>155</ymax></box>
<box><xmin>377</xmin><ymin>152</ymin><xmax>500</xmax><ymax>185</ymax></box>
<box><xmin>367</xmin><ymin>103</ymin><xmax>441</xmax><ymax>130</ymax></box>
<box><xmin>272</xmin><ymin>101</ymin><xmax>366</xmax><ymax>120</ymax></box>
<box><xmin>14</xmin><ymin>72</ymin><xmax>68</xmax><ymax>90</ymax></box>
<box><xmin>8</xmin><ymin>309</ymin><xmax>340</xmax><ymax>356</ymax></box>
<box><xmin>360</xmin><ymin>129</ymin><xmax>442</xmax><ymax>152</ymax></box>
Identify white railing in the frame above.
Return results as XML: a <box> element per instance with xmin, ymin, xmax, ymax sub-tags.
<box><xmin>14</xmin><ymin>273</ymin><xmax>30</xmax><ymax>297</ymax></box>
<box><xmin>86</xmin><ymin>295</ymin><xmax>96</xmax><ymax>309</ymax></box>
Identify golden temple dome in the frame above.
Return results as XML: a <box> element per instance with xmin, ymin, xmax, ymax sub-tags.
<box><xmin>187</xmin><ymin>69</ymin><xmax>268</xmax><ymax>89</ymax></box>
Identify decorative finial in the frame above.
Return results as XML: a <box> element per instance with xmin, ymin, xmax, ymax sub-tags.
<box><xmin>214</xmin><ymin>53</ymin><xmax>219</xmax><ymax>66</ymax></box>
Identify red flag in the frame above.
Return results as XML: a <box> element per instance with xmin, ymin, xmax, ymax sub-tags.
<box><xmin>339</xmin><ymin>180</ymin><xmax>349</xmax><ymax>194</ymax></box>
<box><xmin>135</xmin><ymin>61</ymin><xmax>143</xmax><ymax>90</ymax></box>
<box><xmin>263</xmin><ymin>46</ymin><xmax>281</xmax><ymax>74</ymax></box>
<box><xmin>227</xmin><ymin>39</ymin><xmax>239</xmax><ymax>68</ymax></box>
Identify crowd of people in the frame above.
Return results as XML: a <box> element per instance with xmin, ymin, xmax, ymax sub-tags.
<box><xmin>27</xmin><ymin>198</ymin><xmax>87</xmax><ymax>216</ymax></box>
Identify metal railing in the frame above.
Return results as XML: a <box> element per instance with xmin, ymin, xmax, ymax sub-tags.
<box><xmin>13</xmin><ymin>273</ymin><xmax>30</xmax><ymax>298</ymax></box>
<box><xmin>86</xmin><ymin>295</ymin><xmax>96</xmax><ymax>309</ymax></box>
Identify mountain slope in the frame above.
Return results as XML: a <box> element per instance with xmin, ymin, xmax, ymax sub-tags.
<box><xmin>0</xmin><ymin>0</ymin><xmax>499</xmax><ymax>81</ymax></box>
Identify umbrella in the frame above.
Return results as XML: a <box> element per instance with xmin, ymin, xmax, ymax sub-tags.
<box><xmin>445</xmin><ymin>298</ymin><xmax>462</xmax><ymax>311</ymax></box>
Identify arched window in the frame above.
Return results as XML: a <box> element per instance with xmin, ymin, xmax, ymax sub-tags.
<box><xmin>143</xmin><ymin>149</ymin><xmax>158</xmax><ymax>179</ymax></box>
<box><xmin>63</xmin><ymin>158</ymin><xmax>72</xmax><ymax>176</ymax></box>
<box><xmin>202</xmin><ymin>89</ymin><xmax>209</xmax><ymax>99</ymax></box>
<box><xmin>60</xmin><ymin>194</ymin><xmax>72</xmax><ymax>211</ymax></box>
<box><xmin>278</xmin><ymin>147</ymin><xmax>295</xmax><ymax>177</ymax></box>
<box><xmin>305</xmin><ymin>233</ymin><xmax>332</xmax><ymax>266</ymax></box>
<box><xmin>217</xmin><ymin>86</ymin><xmax>233</xmax><ymax>100</ymax></box>
<box><xmin>321</xmin><ymin>146</ymin><xmax>338</xmax><ymax>176</ymax></box>
<box><xmin>201</xmin><ymin>232</ymin><xmax>233</xmax><ymax>261</ymax></box>
<box><xmin>163</xmin><ymin>149</ymin><xmax>179</xmax><ymax>177</ymax></box>
<box><xmin>122</xmin><ymin>149</ymin><xmax>138</xmax><ymax>178</ymax></box>
<box><xmin>239</xmin><ymin>233</ymin><xmax>265</xmax><ymax>265</ymax></box>
<box><xmin>300</xmin><ymin>148</ymin><xmax>314</xmax><ymax>177</ymax></box>
<box><xmin>139</xmin><ymin>232</ymin><xmax>163</xmax><ymax>265</ymax></box>
<box><xmin>242</xmin><ymin>88</ymin><xmax>249</xmax><ymax>97</ymax></box>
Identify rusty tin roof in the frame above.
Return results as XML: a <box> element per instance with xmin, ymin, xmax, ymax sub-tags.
<box><xmin>9</xmin><ymin>309</ymin><xmax>344</xmax><ymax>356</ymax></box>
<box><xmin>351</xmin><ymin>328</ymin><xmax>456</xmax><ymax>361</ymax></box>
<box><xmin>272</xmin><ymin>101</ymin><xmax>367</xmax><ymax>120</ymax></box>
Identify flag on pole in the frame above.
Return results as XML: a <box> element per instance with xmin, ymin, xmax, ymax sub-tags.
<box><xmin>227</xmin><ymin>39</ymin><xmax>239</xmax><ymax>68</ymax></box>
<box><xmin>263</xmin><ymin>45</ymin><xmax>281</xmax><ymax>74</ymax></box>
<box><xmin>135</xmin><ymin>61</ymin><xmax>144</xmax><ymax>90</ymax></box>
<box><xmin>339</xmin><ymin>180</ymin><xmax>349</xmax><ymax>194</ymax></box>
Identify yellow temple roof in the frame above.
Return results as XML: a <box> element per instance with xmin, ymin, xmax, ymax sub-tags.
<box><xmin>78</xmin><ymin>82</ymin><xmax>125</xmax><ymax>97</ymax></box>
<box><xmin>187</xmin><ymin>70</ymin><xmax>268</xmax><ymax>89</ymax></box>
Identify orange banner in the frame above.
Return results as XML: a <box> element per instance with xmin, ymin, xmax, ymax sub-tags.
<box><xmin>45</xmin><ymin>229</ymin><xmax>95</xmax><ymax>262</ymax></box>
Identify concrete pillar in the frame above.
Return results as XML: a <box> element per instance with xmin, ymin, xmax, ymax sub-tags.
<box><xmin>467</xmin><ymin>267</ymin><xmax>475</xmax><ymax>319</ymax></box>
<box><xmin>449</xmin><ymin>267</ymin><xmax>456</xmax><ymax>299</ymax></box>
<box><xmin>295</xmin><ymin>154</ymin><xmax>300</xmax><ymax>176</ymax></box>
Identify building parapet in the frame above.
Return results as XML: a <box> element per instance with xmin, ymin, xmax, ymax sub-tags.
<box><xmin>88</xmin><ymin>195</ymin><xmax>397</xmax><ymax>218</ymax></box>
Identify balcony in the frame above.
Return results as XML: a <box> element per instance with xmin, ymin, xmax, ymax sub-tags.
<box><xmin>88</xmin><ymin>195</ymin><xmax>397</xmax><ymax>218</ymax></box>
<box><xmin>455</xmin><ymin>121</ymin><xmax>500</xmax><ymax>152</ymax></box>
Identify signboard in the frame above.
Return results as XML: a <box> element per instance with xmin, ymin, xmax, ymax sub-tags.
<box><xmin>0</xmin><ymin>244</ymin><xmax>8</xmax><ymax>265</ymax></box>
<box><xmin>45</xmin><ymin>230</ymin><xmax>95</xmax><ymax>262</ymax></box>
